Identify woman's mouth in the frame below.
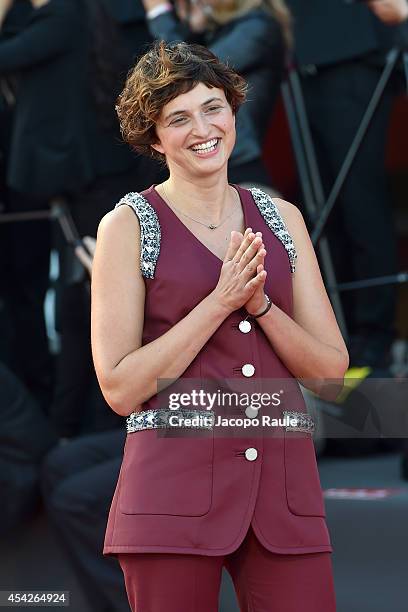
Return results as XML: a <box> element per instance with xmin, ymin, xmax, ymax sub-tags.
<box><xmin>190</xmin><ymin>138</ymin><xmax>220</xmax><ymax>156</ymax></box>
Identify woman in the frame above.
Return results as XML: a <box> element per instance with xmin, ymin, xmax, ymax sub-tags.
<box><xmin>141</xmin><ymin>0</ymin><xmax>291</xmax><ymax>189</ymax></box>
<box><xmin>91</xmin><ymin>41</ymin><xmax>348</xmax><ymax>611</ymax></box>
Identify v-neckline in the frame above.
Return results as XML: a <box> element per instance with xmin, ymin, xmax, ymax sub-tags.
<box><xmin>152</xmin><ymin>184</ymin><xmax>249</xmax><ymax>266</ymax></box>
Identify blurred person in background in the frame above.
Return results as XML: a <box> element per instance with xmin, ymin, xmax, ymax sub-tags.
<box><xmin>39</xmin><ymin>4</ymin><xmax>165</xmax><ymax>609</ymax></box>
<box><xmin>0</xmin><ymin>361</ymin><xmax>58</xmax><ymax>536</ymax></box>
<box><xmin>0</xmin><ymin>0</ymin><xmax>103</xmax><ymax>411</ymax></box>
<box><xmin>0</xmin><ymin>0</ymin><xmax>74</xmax><ymax>411</ymax></box>
<box><xmin>286</xmin><ymin>0</ymin><xmax>408</xmax><ymax>370</ymax></box>
<box><xmin>41</xmin><ymin>428</ymin><xmax>129</xmax><ymax>612</ymax></box>
<box><xmin>0</xmin><ymin>2</ymin><xmax>31</xmax><ymax>363</ymax></box>
<box><xmin>140</xmin><ymin>0</ymin><xmax>291</xmax><ymax>193</ymax></box>
<box><xmin>0</xmin><ymin>0</ymin><xmax>161</xmax><ymax>435</ymax></box>
<box><xmin>49</xmin><ymin>0</ymin><xmax>157</xmax><ymax>439</ymax></box>
<box><xmin>42</xmin><ymin>230</ymin><xmax>130</xmax><ymax>612</ymax></box>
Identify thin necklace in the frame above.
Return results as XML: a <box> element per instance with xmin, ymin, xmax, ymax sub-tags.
<box><xmin>162</xmin><ymin>183</ymin><xmax>239</xmax><ymax>230</ymax></box>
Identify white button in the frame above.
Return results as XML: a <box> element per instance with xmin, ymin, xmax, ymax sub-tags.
<box><xmin>245</xmin><ymin>406</ymin><xmax>258</xmax><ymax>419</ymax></box>
<box><xmin>245</xmin><ymin>447</ymin><xmax>258</xmax><ymax>461</ymax></box>
<box><xmin>239</xmin><ymin>320</ymin><xmax>252</xmax><ymax>334</ymax></box>
<box><xmin>241</xmin><ymin>363</ymin><xmax>255</xmax><ymax>377</ymax></box>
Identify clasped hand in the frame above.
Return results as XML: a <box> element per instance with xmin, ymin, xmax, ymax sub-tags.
<box><xmin>77</xmin><ymin>228</ymin><xmax>269</xmax><ymax>316</ymax></box>
<box><xmin>213</xmin><ymin>228</ymin><xmax>268</xmax><ymax>317</ymax></box>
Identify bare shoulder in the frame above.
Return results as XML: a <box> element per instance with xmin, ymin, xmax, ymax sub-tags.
<box><xmin>97</xmin><ymin>204</ymin><xmax>141</xmax><ymax>239</ymax></box>
<box><xmin>96</xmin><ymin>205</ymin><xmax>141</xmax><ymax>253</ymax></box>
<box><xmin>273</xmin><ymin>197</ymin><xmax>303</xmax><ymax>224</ymax></box>
<box><xmin>92</xmin><ymin>205</ymin><xmax>142</xmax><ymax>281</ymax></box>
<box><xmin>272</xmin><ymin>198</ymin><xmax>307</xmax><ymax>244</ymax></box>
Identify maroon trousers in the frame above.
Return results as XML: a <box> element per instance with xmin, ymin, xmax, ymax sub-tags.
<box><xmin>117</xmin><ymin>525</ymin><xmax>336</xmax><ymax>611</ymax></box>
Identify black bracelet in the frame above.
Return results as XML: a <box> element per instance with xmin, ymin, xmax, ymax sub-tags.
<box><xmin>247</xmin><ymin>294</ymin><xmax>272</xmax><ymax>320</ymax></box>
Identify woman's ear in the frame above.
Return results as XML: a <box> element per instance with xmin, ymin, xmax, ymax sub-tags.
<box><xmin>151</xmin><ymin>142</ymin><xmax>165</xmax><ymax>155</ymax></box>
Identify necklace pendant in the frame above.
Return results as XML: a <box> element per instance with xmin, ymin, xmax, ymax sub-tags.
<box><xmin>208</xmin><ymin>224</ymin><xmax>217</xmax><ymax>230</ymax></box>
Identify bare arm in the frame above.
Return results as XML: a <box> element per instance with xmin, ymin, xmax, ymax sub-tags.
<box><xmin>255</xmin><ymin>200</ymin><xmax>349</xmax><ymax>395</ymax></box>
<box><xmin>91</xmin><ymin>205</ymin><xmax>266</xmax><ymax>416</ymax></box>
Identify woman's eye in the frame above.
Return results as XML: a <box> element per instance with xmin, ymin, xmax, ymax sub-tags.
<box><xmin>206</xmin><ymin>106</ymin><xmax>222</xmax><ymax>112</ymax></box>
<box><xmin>170</xmin><ymin>116</ymin><xmax>188</xmax><ymax>125</ymax></box>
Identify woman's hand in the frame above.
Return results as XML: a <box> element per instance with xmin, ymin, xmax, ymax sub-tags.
<box><xmin>211</xmin><ymin>229</ymin><xmax>267</xmax><ymax>314</ymax></box>
<box><xmin>231</xmin><ymin>227</ymin><xmax>269</xmax><ymax>316</ymax></box>
<box><xmin>366</xmin><ymin>0</ymin><xmax>408</xmax><ymax>25</ymax></box>
<box><xmin>242</xmin><ymin>229</ymin><xmax>268</xmax><ymax>316</ymax></box>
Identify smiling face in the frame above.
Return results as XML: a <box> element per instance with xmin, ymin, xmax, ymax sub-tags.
<box><xmin>151</xmin><ymin>82</ymin><xmax>236</xmax><ymax>179</ymax></box>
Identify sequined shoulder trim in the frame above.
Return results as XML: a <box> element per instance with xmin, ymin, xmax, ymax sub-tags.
<box><xmin>249</xmin><ymin>187</ymin><xmax>297</xmax><ymax>273</ymax></box>
<box><xmin>115</xmin><ymin>192</ymin><xmax>161</xmax><ymax>279</ymax></box>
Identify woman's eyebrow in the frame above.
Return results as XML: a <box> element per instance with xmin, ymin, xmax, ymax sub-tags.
<box><xmin>164</xmin><ymin>97</ymin><xmax>224</xmax><ymax>121</ymax></box>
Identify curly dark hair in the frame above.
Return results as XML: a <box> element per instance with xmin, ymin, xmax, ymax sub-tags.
<box><xmin>116</xmin><ymin>41</ymin><xmax>248</xmax><ymax>159</ymax></box>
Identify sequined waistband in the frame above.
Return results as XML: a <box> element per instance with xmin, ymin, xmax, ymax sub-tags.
<box><xmin>283</xmin><ymin>411</ymin><xmax>315</xmax><ymax>434</ymax></box>
<box><xmin>126</xmin><ymin>408</ymin><xmax>315</xmax><ymax>435</ymax></box>
<box><xmin>126</xmin><ymin>409</ymin><xmax>215</xmax><ymax>434</ymax></box>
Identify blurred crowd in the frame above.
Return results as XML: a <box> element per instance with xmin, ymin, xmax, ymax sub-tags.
<box><xmin>0</xmin><ymin>1</ymin><xmax>407</xmax><ymax>611</ymax></box>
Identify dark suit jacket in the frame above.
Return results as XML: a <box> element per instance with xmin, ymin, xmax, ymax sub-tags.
<box><xmin>0</xmin><ymin>0</ymin><xmax>95</xmax><ymax>197</ymax></box>
<box><xmin>0</xmin><ymin>0</ymin><xmax>150</xmax><ymax>199</ymax></box>
<box><xmin>0</xmin><ymin>362</ymin><xmax>58</xmax><ymax>535</ymax></box>
<box><xmin>2</xmin><ymin>0</ymin><xmax>33</xmax><ymax>32</ymax></box>
<box><xmin>101</xmin><ymin>0</ymin><xmax>146</xmax><ymax>23</ymax></box>
<box><xmin>286</xmin><ymin>0</ymin><xmax>408</xmax><ymax>67</ymax></box>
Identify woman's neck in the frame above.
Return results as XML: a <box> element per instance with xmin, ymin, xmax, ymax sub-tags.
<box><xmin>163</xmin><ymin>170</ymin><xmax>234</xmax><ymax>225</ymax></box>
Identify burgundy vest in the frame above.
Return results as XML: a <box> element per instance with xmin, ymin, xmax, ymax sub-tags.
<box><xmin>103</xmin><ymin>185</ymin><xmax>332</xmax><ymax>556</ymax></box>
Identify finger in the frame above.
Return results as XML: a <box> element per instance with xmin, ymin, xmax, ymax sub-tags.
<box><xmin>232</xmin><ymin>230</ymin><xmax>258</xmax><ymax>266</ymax></box>
<box><xmin>236</xmin><ymin>237</ymin><xmax>265</xmax><ymax>274</ymax></box>
<box><xmin>242</xmin><ymin>234</ymin><xmax>264</xmax><ymax>261</ymax></box>
<box><xmin>245</xmin><ymin>268</ymin><xmax>267</xmax><ymax>291</ymax></box>
<box><xmin>240</xmin><ymin>245</ymin><xmax>266</xmax><ymax>279</ymax></box>
<box><xmin>225</xmin><ymin>228</ymin><xmax>251</xmax><ymax>263</ymax></box>
<box><xmin>226</xmin><ymin>228</ymin><xmax>262</xmax><ymax>264</ymax></box>
<box><xmin>224</xmin><ymin>230</ymin><xmax>244</xmax><ymax>262</ymax></box>
<box><xmin>247</xmin><ymin>229</ymin><xmax>262</xmax><ymax>240</ymax></box>
<box><xmin>241</xmin><ymin>248</ymin><xmax>267</xmax><ymax>279</ymax></box>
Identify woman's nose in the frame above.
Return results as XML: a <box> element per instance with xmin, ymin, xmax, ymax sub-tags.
<box><xmin>191</xmin><ymin>113</ymin><xmax>211</xmax><ymax>137</ymax></box>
